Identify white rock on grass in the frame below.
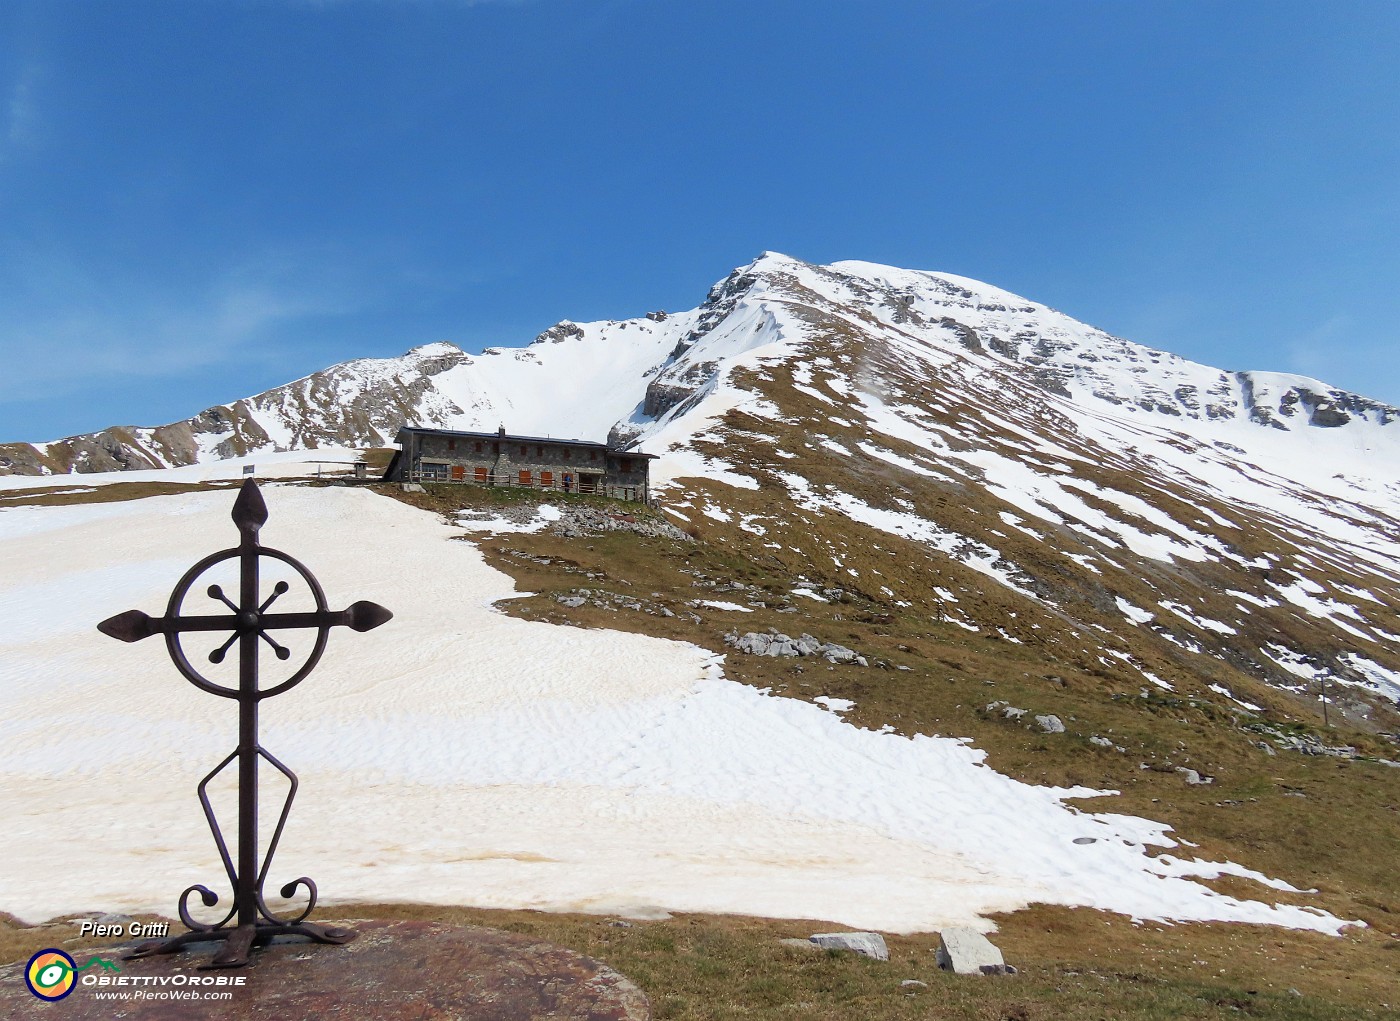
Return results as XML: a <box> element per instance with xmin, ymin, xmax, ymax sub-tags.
<box><xmin>935</xmin><ymin>928</ymin><xmax>1010</xmax><ymax>975</ymax></box>
<box><xmin>1034</xmin><ymin>714</ymin><xmax>1065</xmax><ymax>734</ymax></box>
<box><xmin>822</xmin><ymin>644</ymin><xmax>859</xmax><ymax>664</ymax></box>
<box><xmin>767</xmin><ymin>637</ymin><xmax>800</xmax><ymax>657</ymax></box>
<box><xmin>736</xmin><ymin>632</ymin><xmax>771</xmax><ymax>655</ymax></box>
<box><xmin>809</xmin><ymin>932</ymin><xmax>890</xmax><ymax>961</ymax></box>
<box><xmin>726</xmin><ymin>631</ymin><xmax>869</xmax><ymax>665</ymax></box>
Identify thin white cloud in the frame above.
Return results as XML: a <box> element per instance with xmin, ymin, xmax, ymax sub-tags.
<box><xmin>1286</xmin><ymin>314</ymin><xmax>1400</xmax><ymax>407</ymax></box>
<box><xmin>1</xmin><ymin>60</ymin><xmax>42</xmax><ymax>164</ymax></box>
<box><xmin>0</xmin><ymin>245</ymin><xmax>377</xmax><ymax>413</ymax></box>
<box><xmin>1285</xmin><ymin>315</ymin><xmax>1353</xmax><ymax>380</ymax></box>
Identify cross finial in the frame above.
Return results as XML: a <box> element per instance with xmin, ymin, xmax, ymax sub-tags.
<box><xmin>231</xmin><ymin>477</ymin><xmax>268</xmax><ymax>535</ymax></box>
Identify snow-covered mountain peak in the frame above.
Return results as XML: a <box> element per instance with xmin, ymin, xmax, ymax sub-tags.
<box><xmin>402</xmin><ymin>340</ymin><xmax>467</xmax><ymax>361</ymax></box>
<box><xmin>729</xmin><ymin>254</ymin><xmax>1399</xmax><ymax>441</ymax></box>
<box><xmin>5</xmin><ymin>251</ymin><xmax>1398</xmax><ymax>479</ymax></box>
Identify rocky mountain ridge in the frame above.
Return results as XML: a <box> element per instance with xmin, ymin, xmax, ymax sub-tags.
<box><xmin>2</xmin><ymin>253</ymin><xmax>1393</xmax><ymax>476</ymax></box>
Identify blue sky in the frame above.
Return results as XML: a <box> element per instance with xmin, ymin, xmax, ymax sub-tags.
<box><xmin>1</xmin><ymin>0</ymin><xmax>1397</xmax><ymax>443</ymax></box>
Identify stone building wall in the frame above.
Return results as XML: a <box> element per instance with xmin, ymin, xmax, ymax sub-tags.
<box><xmin>392</xmin><ymin>429</ymin><xmax>652</xmax><ymax>500</ymax></box>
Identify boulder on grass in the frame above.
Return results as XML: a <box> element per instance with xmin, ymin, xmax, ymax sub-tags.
<box><xmin>809</xmin><ymin>932</ymin><xmax>889</xmax><ymax>961</ymax></box>
<box><xmin>736</xmin><ymin>632</ymin><xmax>771</xmax><ymax>655</ymax></box>
<box><xmin>935</xmin><ymin>928</ymin><xmax>1010</xmax><ymax>975</ymax></box>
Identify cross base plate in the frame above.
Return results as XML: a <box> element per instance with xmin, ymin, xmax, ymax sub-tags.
<box><xmin>125</xmin><ymin>921</ymin><xmax>357</xmax><ymax>968</ymax></box>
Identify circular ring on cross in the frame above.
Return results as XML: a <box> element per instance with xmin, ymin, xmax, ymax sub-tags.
<box><xmin>163</xmin><ymin>546</ymin><xmax>331</xmax><ymax>700</ymax></box>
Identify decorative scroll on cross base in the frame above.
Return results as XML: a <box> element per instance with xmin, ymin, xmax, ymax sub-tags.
<box><xmin>98</xmin><ymin>478</ymin><xmax>392</xmax><ymax>969</ymax></box>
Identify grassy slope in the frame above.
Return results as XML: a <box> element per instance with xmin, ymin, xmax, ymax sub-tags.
<box><xmin>377</xmin><ymin>480</ymin><xmax>1400</xmax><ymax>1018</ymax></box>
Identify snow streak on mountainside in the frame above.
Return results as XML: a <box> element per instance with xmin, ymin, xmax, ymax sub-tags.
<box><xmin>5</xmin><ymin>252</ymin><xmax>1400</xmax><ymax>724</ymax></box>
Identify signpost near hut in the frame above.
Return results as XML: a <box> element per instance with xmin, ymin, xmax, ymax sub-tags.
<box><xmin>96</xmin><ymin>478</ymin><xmax>393</xmax><ymax>968</ymax></box>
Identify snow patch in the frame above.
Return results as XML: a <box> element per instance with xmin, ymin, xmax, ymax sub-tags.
<box><xmin>0</xmin><ymin>487</ymin><xmax>1357</xmax><ymax>934</ymax></box>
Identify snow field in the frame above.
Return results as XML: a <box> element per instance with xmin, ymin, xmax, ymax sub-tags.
<box><xmin>0</xmin><ymin>486</ymin><xmax>1356</xmax><ymax>935</ymax></box>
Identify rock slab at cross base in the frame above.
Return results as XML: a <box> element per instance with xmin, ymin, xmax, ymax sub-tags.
<box><xmin>0</xmin><ymin>919</ymin><xmax>651</xmax><ymax>1020</ymax></box>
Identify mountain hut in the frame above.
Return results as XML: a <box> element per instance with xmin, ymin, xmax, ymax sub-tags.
<box><xmin>383</xmin><ymin>425</ymin><xmax>656</xmax><ymax>503</ymax></box>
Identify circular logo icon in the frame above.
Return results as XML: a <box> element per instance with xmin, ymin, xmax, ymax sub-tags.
<box><xmin>25</xmin><ymin>949</ymin><xmax>77</xmax><ymax>1001</ymax></box>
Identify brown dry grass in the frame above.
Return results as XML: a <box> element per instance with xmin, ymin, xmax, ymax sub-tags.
<box><xmin>3</xmin><ymin>904</ymin><xmax>1395</xmax><ymax>1020</ymax></box>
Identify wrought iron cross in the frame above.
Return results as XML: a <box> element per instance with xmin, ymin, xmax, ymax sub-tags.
<box><xmin>97</xmin><ymin>478</ymin><xmax>392</xmax><ymax>968</ymax></box>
